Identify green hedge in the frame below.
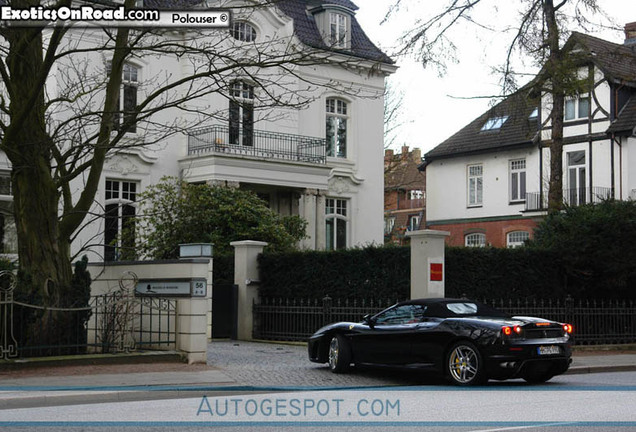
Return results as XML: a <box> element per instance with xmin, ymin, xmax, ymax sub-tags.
<box><xmin>258</xmin><ymin>246</ymin><xmax>410</xmax><ymax>300</ymax></box>
<box><xmin>444</xmin><ymin>247</ymin><xmax>565</xmax><ymax>300</ymax></box>
<box><xmin>249</xmin><ymin>243</ymin><xmax>633</xmax><ymax>301</ymax></box>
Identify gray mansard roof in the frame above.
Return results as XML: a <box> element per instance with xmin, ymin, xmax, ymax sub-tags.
<box><xmin>275</xmin><ymin>0</ymin><xmax>393</xmax><ymax>64</ymax></box>
<box><xmin>140</xmin><ymin>0</ymin><xmax>393</xmax><ymax>64</ymax></box>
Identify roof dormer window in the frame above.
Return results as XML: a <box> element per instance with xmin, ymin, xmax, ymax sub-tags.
<box><xmin>310</xmin><ymin>5</ymin><xmax>353</xmax><ymax>50</ymax></box>
<box><xmin>481</xmin><ymin>116</ymin><xmax>509</xmax><ymax>131</ymax></box>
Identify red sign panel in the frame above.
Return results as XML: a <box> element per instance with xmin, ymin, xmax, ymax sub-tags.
<box><xmin>430</xmin><ymin>263</ymin><xmax>443</xmax><ymax>282</ymax></box>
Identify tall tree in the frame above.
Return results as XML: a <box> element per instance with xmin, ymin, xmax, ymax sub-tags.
<box><xmin>0</xmin><ymin>1</ymin><xmax>377</xmax><ymax>305</ymax></box>
<box><xmin>386</xmin><ymin>0</ymin><xmax>606</xmax><ymax>212</ymax></box>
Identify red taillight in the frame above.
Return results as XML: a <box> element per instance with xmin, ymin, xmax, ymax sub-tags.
<box><xmin>502</xmin><ymin>325</ymin><xmax>522</xmax><ymax>336</ymax></box>
<box><xmin>563</xmin><ymin>324</ymin><xmax>574</xmax><ymax>334</ymax></box>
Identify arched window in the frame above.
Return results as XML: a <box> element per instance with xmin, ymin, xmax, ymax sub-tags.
<box><xmin>104</xmin><ymin>179</ymin><xmax>138</xmax><ymax>261</ymax></box>
<box><xmin>325</xmin><ymin>98</ymin><xmax>348</xmax><ymax>158</ymax></box>
<box><xmin>231</xmin><ymin>22</ymin><xmax>257</xmax><ymax>42</ymax></box>
<box><xmin>465</xmin><ymin>232</ymin><xmax>486</xmax><ymax>248</ymax></box>
<box><xmin>325</xmin><ymin>198</ymin><xmax>348</xmax><ymax>250</ymax></box>
<box><xmin>507</xmin><ymin>231</ymin><xmax>529</xmax><ymax>248</ymax></box>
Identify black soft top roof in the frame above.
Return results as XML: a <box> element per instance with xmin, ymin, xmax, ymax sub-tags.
<box><xmin>397</xmin><ymin>298</ymin><xmax>510</xmax><ymax>318</ymax></box>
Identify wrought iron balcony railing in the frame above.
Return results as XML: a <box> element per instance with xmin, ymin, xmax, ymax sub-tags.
<box><xmin>187</xmin><ymin>125</ymin><xmax>326</xmax><ymax>164</ymax></box>
<box><xmin>525</xmin><ymin>187</ymin><xmax>613</xmax><ymax>211</ymax></box>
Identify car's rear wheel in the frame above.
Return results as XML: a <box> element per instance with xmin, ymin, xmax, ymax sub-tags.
<box><xmin>328</xmin><ymin>334</ymin><xmax>351</xmax><ymax>373</ymax></box>
<box><xmin>446</xmin><ymin>341</ymin><xmax>486</xmax><ymax>386</ymax></box>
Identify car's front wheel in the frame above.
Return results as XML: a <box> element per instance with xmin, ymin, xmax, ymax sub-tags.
<box><xmin>328</xmin><ymin>334</ymin><xmax>351</xmax><ymax>373</ymax></box>
<box><xmin>446</xmin><ymin>341</ymin><xmax>486</xmax><ymax>386</ymax></box>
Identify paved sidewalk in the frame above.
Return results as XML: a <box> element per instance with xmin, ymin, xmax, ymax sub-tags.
<box><xmin>0</xmin><ymin>340</ymin><xmax>635</xmax><ymax>409</ymax></box>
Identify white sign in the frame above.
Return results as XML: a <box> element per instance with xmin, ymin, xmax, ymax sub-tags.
<box><xmin>135</xmin><ymin>279</ymin><xmax>207</xmax><ymax>297</ymax></box>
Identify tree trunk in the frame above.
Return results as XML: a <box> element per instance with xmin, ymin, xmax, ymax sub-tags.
<box><xmin>4</xmin><ymin>26</ymin><xmax>73</xmax><ymax>299</ymax></box>
<box><xmin>548</xmin><ymin>93</ymin><xmax>565</xmax><ymax>211</ymax></box>
<box><xmin>544</xmin><ymin>0</ymin><xmax>565</xmax><ymax>212</ymax></box>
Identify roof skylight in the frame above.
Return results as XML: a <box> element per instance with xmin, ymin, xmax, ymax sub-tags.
<box><xmin>481</xmin><ymin>116</ymin><xmax>509</xmax><ymax>131</ymax></box>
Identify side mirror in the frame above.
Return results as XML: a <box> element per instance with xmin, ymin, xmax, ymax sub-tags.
<box><xmin>362</xmin><ymin>314</ymin><xmax>375</xmax><ymax>328</ymax></box>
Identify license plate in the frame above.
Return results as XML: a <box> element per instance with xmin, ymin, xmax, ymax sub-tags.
<box><xmin>537</xmin><ymin>345</ymin><xmax>561</xmax><ymax>355</ymax></box>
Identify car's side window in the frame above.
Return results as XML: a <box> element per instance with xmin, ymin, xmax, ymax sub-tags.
<box><xmin>375</xmin><ymin>305</ymin><xmax>427</xmax><ymax>325</ymax></box>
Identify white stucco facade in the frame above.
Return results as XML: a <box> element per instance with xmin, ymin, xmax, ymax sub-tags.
<box><xmin>0</xmin><ymin>0</ymin><xmax>395</xmax><ymax>260</ymax></box>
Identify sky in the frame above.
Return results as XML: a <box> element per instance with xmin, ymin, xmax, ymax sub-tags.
<box><xmin>354</xmin><ymin>0</ymin><xmax>636</xmax><ymax>155</ymax></box>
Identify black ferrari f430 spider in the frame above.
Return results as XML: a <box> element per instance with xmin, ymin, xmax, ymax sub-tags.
<box><xmin>308</xmin><ymin>298</ymin><xmax>573</xmax><ymax>385</ymax></box>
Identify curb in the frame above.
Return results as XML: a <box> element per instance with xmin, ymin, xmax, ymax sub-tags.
<box><xmin>566</xmin><ymin>364</ymin><xmax>636</xmax><ymax>375</ymax></box>
<box><xmin>0</xmin><ymin>351</ymin><xmax>184</xmax><ymax>372</ymax></box>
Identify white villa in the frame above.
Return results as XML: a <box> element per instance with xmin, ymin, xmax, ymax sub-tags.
<box><xmin>0</xmin><ymin>0</ymin><xmax>396</xmax><ymax>260</ymax></box>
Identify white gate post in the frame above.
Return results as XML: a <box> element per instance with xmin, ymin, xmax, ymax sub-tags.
<box><xmin>406</xmin><ymin>229</ymin><xmax>450</xmax><ymax>299</ymax></box>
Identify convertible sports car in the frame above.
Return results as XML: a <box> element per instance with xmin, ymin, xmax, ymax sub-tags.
<box><xmin>308</xmin><ymin>298</ymin><xmax>573</xmax><ymax>385</ymax></box>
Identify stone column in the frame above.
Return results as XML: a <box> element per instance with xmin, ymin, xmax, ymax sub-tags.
<box><xmin>231</xmin><ymin>240</ymin><xmax>268</xmax><ymax>340</ymax></box>
<box><xmin>300</xmin><ymin>189</ymin><xmax>317</xmax><ymax>249</ymax></box>
<box><xmin>315</xmin><ymin>190</ymin><xmax>327</xmax><ymax>250</ymax></box>
<box><xmin>406</xmin><ymin>229</ymin><xmax>450</xmax><ymax>299</ymax></box>
<box><xmin>176</xmin><ymin>298</ymin><xmax>208</xmax><ymax>364</ymax></box>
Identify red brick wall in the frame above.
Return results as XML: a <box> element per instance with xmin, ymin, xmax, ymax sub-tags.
<box><xmin>428</xmin><ymin>218</ymin><xmax>540</xmax><ymax>247</ymax></box>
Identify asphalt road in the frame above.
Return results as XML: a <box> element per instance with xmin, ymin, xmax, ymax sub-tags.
<box><xmin>1</xmin><ymin>371</ymin><xmax>636</xmax><ymax>431</ymax></box>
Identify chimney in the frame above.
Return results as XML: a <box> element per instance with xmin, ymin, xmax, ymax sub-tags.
<box><xmin>411</xmin><ymin>148</ymin><xmax>422</xmax><ymax>163</ymax></box>
<box><xmin>384</xmin><ymin>149</ymin><xmax>394</xmax><ymax>158</ymax></box>
<box><xmin>401</xmin><ymin>145</ymin><xmax>409</xmax><ymax>161</ymax></box>
<box><xmin>625</xmin><ymin>22</ymin><xmax>636</xmax><ymax>45</ymax></box>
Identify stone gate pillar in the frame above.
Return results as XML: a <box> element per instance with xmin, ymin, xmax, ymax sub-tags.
<box><xmin>406</xmin><ymin>229</ymin><xmax>450</xmax><ymax>299</ymax></box>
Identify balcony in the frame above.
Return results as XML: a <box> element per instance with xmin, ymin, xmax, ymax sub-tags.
<box><xmin>187</xmin><ymin>125</ymin><xmax>326</xmax><ymax>165</ymax></box>
<box><xmin>525</xmin><ymin>187</ymin><xmax>613</xmax><ymax>212</ymax></box>
<box><xmin>397</xmin><ymin>198</ymin><xmax>425</xmax><ymax>210</ymax></box>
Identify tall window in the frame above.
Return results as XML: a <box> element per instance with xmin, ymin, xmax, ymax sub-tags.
<box><xmin>325</xmin><ymin>198</ymin><xmax>347</xmax><ymax>250</ymax></box>
<box><xmin>507</xmin><ymin>231</ymin><xmax>529</xmax><ymax>248</ymax></box>
<box><xmin>329</xmin><ymin>12</ymin><xmax>347</xmax><ymax>48</ymax></box>
<box><xmin>326</xmin><ymin>98</ymin><xmax>347</xmax><ymax>158</ymax></box>
<box><xmin>231</xmin><ymin>22</ymin><xmax>257</xmax><ymax>42</ymax></box>
<box><xmin>565</xmin><ymin>95</ymin><xmax>590</xmax><ymax>121</ymax></box>
<box><xmin>108</xmin><ymin>63</ymin><xmax>139</xmax><ymax>133</ymax></box>
<box><xmin>229</xmin><ymin>81</ymin><xmax>254</xmax><ymax>146</ymax></box>
<box><xmin>510</xmin><ymin>159</ymin><xmax>526</xmax><ymax>203</ymax></box>
<box><xmin>407</xmin><ymin>214</ymin><xmax>421</xmax><ymax>231</ymax></box>
<box><xmin>0</xmin><ymin>172</ymin><xmax>11</xmax><ymax>196</ymax></box>
<box><xmin>104</xmin><ymin>180</ymin><xmax>137</xmax><ymax>261</ymax></box>
<box><xmin>0</xmin><ymin>172</ymin><xmax>16</xmax><ymax>254</ymax></box>
<box><xmin>384</xmin><ymin>216</ymin><xmax>395</xmax><ymax>235</ymax></box>
<box><xmin>467</xmin><ymin>164</ymin><xmax>483</xmax><ymax>207</ymax></box>
<box><xmin>567</xmin><ymin>151</ymin><xmax>586</xmax><ymax>206</ymax></box>
<box><xmin>465</xmin><ymin>232</ymin><xmax>486</xmax><ymax>248</ymax></box>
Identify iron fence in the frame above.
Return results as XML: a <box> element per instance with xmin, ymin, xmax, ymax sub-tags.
<box><xmin>483</xmin><ymin>297</ymin><xmax>636</xmax><ymax>345</ymax></box>
<box><xmin>253</xmin><ymin>296</ymin><xmax>636</xmax><ymax>345</ymax></box>
<box><xmin>187</xmin><ymin>124</ymin><xmax>326</xmax><ymax>164</ymax></box>
<box><xmin>0</xmin><ymin>272</ymin><xmax>176</xmax><ymax>359</ymax></box>
<box><xmin>252</xmin><ymin>297</ymin><xmax>400</xmax><ymax>341</ymax></box>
